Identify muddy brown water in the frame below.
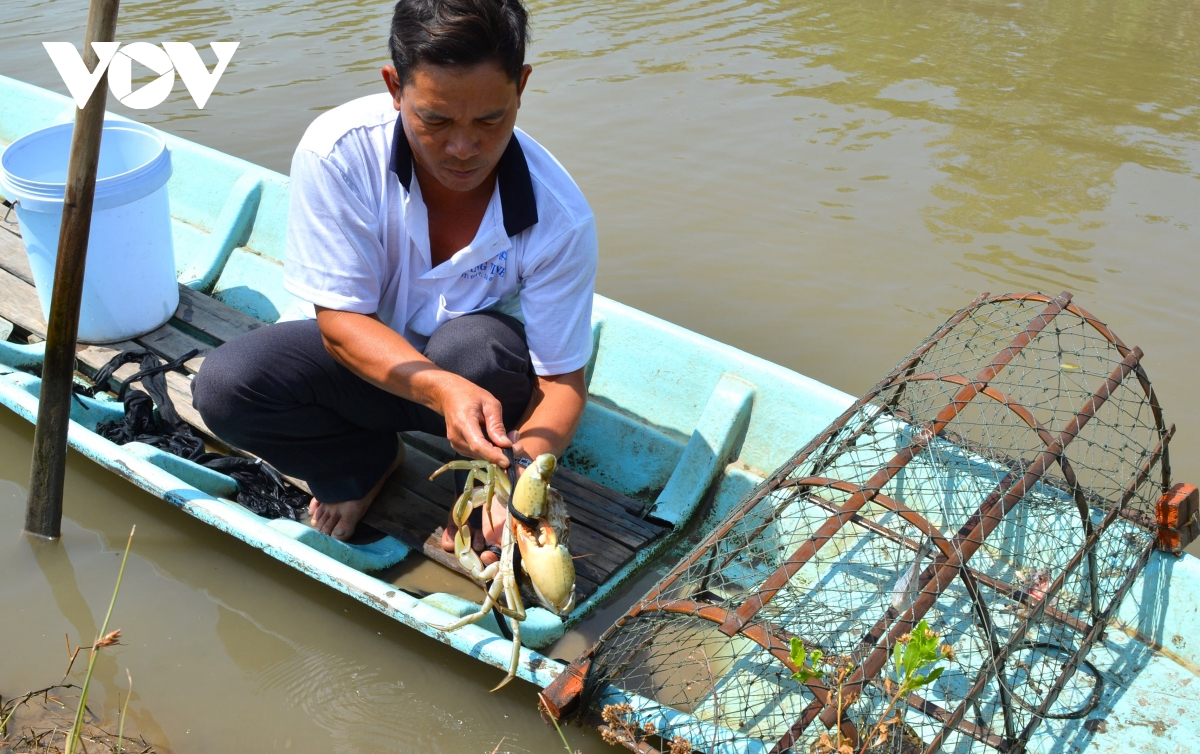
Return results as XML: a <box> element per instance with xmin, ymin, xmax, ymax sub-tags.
<box><xmin>1</xmin><ymin>0</ymin><xmax>1198</xmax><ymax>751</ymax></box>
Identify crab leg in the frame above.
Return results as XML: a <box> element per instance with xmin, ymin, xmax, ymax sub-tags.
<box><xmin>492</xmin><ymin>615</ymin><xmax>522</xmax><ymax>692</ymax></box>
<box><xmin>431</xmin><ymin>583</ymin><xmax>503</xmax><ymax>633</ymax></box>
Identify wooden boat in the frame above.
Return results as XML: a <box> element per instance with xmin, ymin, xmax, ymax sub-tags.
<box><xmin>2</xmin><ymin>75</ymin><xmax>1199</xmax><ymax>753</ymax></box>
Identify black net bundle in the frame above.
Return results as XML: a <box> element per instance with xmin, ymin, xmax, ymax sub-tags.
<box><xmin>78</xmin><ymin>349</ymin><xmax>309</xmax><ymax>521</ymax></box>
<box><xmin>546</xmin><ymin>292</ymin><xmax>1181</xmax><ymax>754</ymax></box>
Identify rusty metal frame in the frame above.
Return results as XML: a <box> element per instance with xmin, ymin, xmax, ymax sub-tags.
<box><xmin>541</xmin><ymin>293</ymin><xmax>1175</xmax><ymax>754</ymax></box>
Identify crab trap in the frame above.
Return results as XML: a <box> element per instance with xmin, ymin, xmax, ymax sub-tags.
<box><xmin>542</xmin><ymin>292</ymin><xmax>1198</xmax><ymax>754</ymax></box>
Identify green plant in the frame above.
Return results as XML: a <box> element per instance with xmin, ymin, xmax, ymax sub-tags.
<box><xmin>789</xmin><ymin>638</ymin><xmax>826</xmax><ymax>684</ymax></box>
<box><xmin>789</xmin><ymin>621</ymin><xmax>952</xmax><ymax>754</ymax></box>
<box><xmin>547</xmin><ymin>713</ymin><xmax>579</xmax><ymax>754</ymax></box>
<box><xmin>116</xmin><ymin>670</ymin><xmax>133</xmax><ymax>754</ymax></box>
<box><xmin>65</xmin><ymin>525</ymin><xmax>135</xmax><ymax>754</ymax></box>
<box><xmin>861</xmin><ymin>619</ymin><xmax>950</xmax><ymax>753</ymax></box>
<box><xmin>535</xmin><ymin>695</ymin><xmax>581</xmax><ymax>754</ymax></box>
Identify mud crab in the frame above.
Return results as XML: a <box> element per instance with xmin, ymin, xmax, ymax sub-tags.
<box><xmin>429</xmin><ymin>453</ymin><xmax>576</xmax><ymax>690</ymax></box>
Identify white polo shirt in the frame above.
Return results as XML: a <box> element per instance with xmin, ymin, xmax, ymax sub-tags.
<box><xmin>283</xmin><ymin>93</ymin><xmax>598</xmax><ymax>376</ymax></box>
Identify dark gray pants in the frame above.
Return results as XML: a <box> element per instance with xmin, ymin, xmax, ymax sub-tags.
<box><xmin>192</xmin><ymin>313</ymin><xmax>534</xmax><ymax>502</ymax></box>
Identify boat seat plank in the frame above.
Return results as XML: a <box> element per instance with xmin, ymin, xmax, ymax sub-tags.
<box><xmin>0</xmin><ymin>225</ymin><xmax>663</xmax><ymax>600</ymax></box>
<box><xmin>73</xmin><ymin>342</ymin><xmax>213</xmax><ymax>436</ymax></box>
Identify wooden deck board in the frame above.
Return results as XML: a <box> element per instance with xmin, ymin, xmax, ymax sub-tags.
<box><xmin>0</xmin><ymin>224</ymin><xmax>665</xmax><ymax>599</ymax></box>
<box><xmin>174</xmin><ymin>285</ymin><xmax>264</xmax><ymax>343</ymax></box>
<box><xmin>0</xmin><ymin>264</ymin><xmax>46</xmax><ymax>337</ymax></box>
<box><xmin>0</xmin><ymin>226</ymin><xmax>32</xmax><ymax>283</ymax></box>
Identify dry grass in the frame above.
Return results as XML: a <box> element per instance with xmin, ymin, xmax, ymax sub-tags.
<box><xmin>0</xmin><ymin>684</ymin><xmax>155</xmax><ymax>753</ymax></box>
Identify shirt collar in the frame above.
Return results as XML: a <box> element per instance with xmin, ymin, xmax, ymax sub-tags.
<box><xmin>390</xmin><ymin>116</ymin><xmax>538</xmax><ymax>237</ymax></box>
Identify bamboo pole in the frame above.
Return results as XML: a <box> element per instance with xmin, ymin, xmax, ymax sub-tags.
<box><xmin>25</xmin><ymin>0</ymin><xmax>121</xmax><ymax>538</ymax></box>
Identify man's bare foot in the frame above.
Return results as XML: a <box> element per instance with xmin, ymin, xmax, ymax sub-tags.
<box><xmin>441</xmin><ymin>491</ymin><xmax>508</xmax><ymax>566</ymax></box>
<box><xmin>309</xmin><ymin>443</ymin><xmax>406</xmax><ymax>541</ymax></box>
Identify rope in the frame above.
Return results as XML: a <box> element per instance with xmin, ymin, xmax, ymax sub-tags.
<box><xmin>80</xmin><ymin>349</ymin><xmax>309</xmax><ymax>520</ymax></box>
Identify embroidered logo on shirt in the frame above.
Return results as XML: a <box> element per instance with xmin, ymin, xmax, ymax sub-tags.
<box><xmin>461</xmin><ymin>250</ymin><xmax>507</xmax><ymax>281</ymax></box>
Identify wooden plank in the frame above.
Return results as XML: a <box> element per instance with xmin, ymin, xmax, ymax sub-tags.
<box><xmin>135</xmin><ymin>323</ymin><xmax>208</xmax><ymax>373</ymax></box>
<box><xmin>74</xmin><ymin>339</ymin><xmax>212</xmax><ymax>437</ymax></box>
<box><xmin>0</xmin><ymin>265</ymin><xmax>47</xmax><ymax>336</ymax></box>
<box><xmin>363</xmin><ymin>470</ymin><xmax>454</xmax><ymax>543</ymax></box>
<box><xmin>0</xmin><ymin>264</ymin><xmax>208</xmax><ymax>430</ymax></box>
<box><xmin>0</xmin><ymin>226</ymin><xmax>33</xmax><ymax>282</ymax></box>
<box><xmin>174</xmin><ymin>285</ymin><xmax>263</xmax><ymax>343</ymax></box>
<box><xmin>552</xmin><ymin>474</ymin><xmax>664</xmax><ymax>539</ymax></box>
<box><xmin>77</xmin><ymin>342</ymin><xmax>142</xmax><ymax>386</ymax></box>
<box><xmin>543</xmin><ymin>490</ymin><xmax>662</xmax><ymax>552</ymax></box>
<box><xmin>556</xmin><ymin>467</ymin><xmax>647</xmax><ymax>517</ymax></box>
<box><xmin>164</xmin><ymin>371</ymin><xmax>210</xmax><ymax>436</ymax></box>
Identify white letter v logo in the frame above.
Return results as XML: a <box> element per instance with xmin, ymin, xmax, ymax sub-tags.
<box><xmin>163</xmin><ymin>42</ymin><xmax>238</xmax><ymax>109</ymax></box>
<box><xmin>43</xmin><ymin>42</ymin><xmax>121</xmax><ymax>108</ymax></box>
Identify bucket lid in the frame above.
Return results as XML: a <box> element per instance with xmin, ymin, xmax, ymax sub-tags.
<box><xmin>0</xmin><ymin>120</ymin><xmax>172</xmax><ymax>213</ymax></box>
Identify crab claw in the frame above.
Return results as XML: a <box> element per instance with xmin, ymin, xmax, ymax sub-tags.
<box><xmin>512</xmin><ymin>453</ymin><xmax>557</xmax><ymax>519</ymax></box>
<box><xmin>515</xmin><ymin>513</ymin><xmax>576</xmax><ymax>615</ymax></box>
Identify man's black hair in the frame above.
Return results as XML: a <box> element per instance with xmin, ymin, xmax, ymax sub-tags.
<box><xmin>389</xmin><ymin>0</ymin><xmax>529</xmax><ymax>86</ymax></box>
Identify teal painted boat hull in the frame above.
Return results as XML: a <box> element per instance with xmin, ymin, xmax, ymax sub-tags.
<box><xmin>2</xmin><ymin>75</ymin><xmax>1198</xmax><ymax>752</ymax></box>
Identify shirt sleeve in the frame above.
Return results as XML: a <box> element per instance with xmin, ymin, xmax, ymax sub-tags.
<box><xmin>283</xmin><ymin>149</ymin><xmax>386</xmax><ymax>314</ymax></box>
<box><xmin>519</xmin><ymin>218</ymin><xmax>599</xmax><ymax>376</ymax></box>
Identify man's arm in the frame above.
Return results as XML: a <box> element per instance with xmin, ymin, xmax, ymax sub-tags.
<box><xmin>513</xmin><ymin>368</ymin><xmax>587</xmax><ymax>461</ymax></box>
<box><xmin>314</xmin><ymin>306</ymin><xmax>512</xmax><ymax>466</ymax></box>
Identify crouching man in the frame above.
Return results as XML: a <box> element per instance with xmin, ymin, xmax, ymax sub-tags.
<box><xmin>192</xmin><ymin>0</ymin><xmax>596</xmax><ymax>566</ymax></box>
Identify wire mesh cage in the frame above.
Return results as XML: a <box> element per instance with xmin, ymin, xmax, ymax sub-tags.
<box><xmin>543</xmin><ymin>292</ymin><xmax>1196</xmax><ymax>754</ymax></box>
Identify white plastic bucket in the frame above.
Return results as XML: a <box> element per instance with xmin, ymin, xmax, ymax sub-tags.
<box><xmin>0</xmin><ymin>120</ymin><xmax>177</xmax><ymax>343</ymax></box>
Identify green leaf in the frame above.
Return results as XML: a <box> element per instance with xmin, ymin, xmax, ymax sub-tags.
<box><xmin>789</xmin><ymin>639</ymin><xmax>825</xmax><ymax>683</ymax></box>
<box><xmin>907</xmin><ymin>666</ymin><xmax>944</xmax><ymax>691</ymax></box>
<box><xmin>902</xmin><ymin>632</ymin><xmax>921</xmax><ymax>678</ymax></box>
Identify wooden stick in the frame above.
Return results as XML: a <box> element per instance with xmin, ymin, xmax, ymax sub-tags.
<box><xmin>25</xmin><ymin>0</ymin><xmax>121</xmax><ymax>538</ymax></box>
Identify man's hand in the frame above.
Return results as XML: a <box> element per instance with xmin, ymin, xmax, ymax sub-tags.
<box><xmin>432</xmin><ymin>373</ymin><xmax>511</xmax><ymax>466</ymax></box>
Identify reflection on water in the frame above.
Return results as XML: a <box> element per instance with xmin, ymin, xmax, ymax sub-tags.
<box><xmin>1</xmin><ymin>0</ymin><xmax>1198</xmax><ymax>750</ymax></box>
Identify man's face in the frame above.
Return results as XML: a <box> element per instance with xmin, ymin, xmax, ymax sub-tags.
<box><xmin>384</xmin><ymin>61</ymin><xmax>531</xmax><ymax>193</ymax></box>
